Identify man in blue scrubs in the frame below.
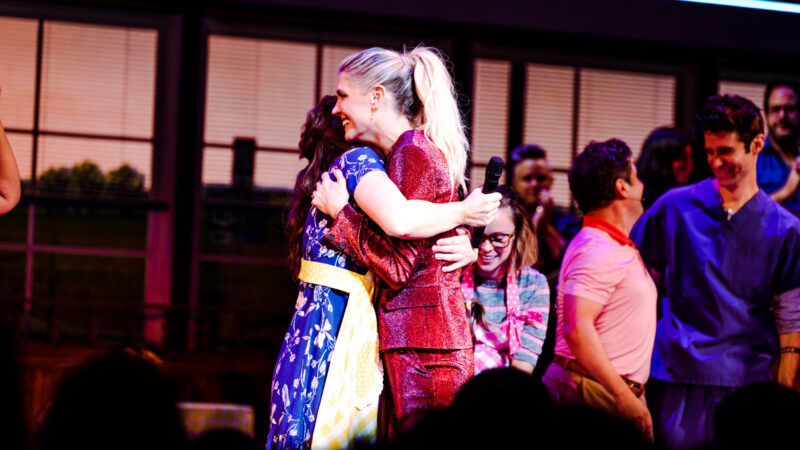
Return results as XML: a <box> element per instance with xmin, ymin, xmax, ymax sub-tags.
<box><xmin>757</xmin><ymin>81</ymin><xmax>800</xmax><ymax>215</ymax></box>
<box><xmin>632</xmin><ymin>94</ymin><xmax>800</xmax><ymax>449</ymax></box>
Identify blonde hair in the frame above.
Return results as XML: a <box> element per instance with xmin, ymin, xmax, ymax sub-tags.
<box><xmin>338</xmin><ymin>46</ymin><xmax>469</xmax><ymax>191</ymax></box>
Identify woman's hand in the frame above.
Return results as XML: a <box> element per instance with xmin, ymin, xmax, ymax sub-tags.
<box><xmin>311</xmin><ymin>168</ymin><xmax>349</xmax><ymax>218</ymax></box>
<box><xmin>461</xmin><ymin>188</ymin><xmax>501</xmax><ymax>227</ymax></box>
<box><xmin>432</xmin><ymin>227</ymin><xmax>477</xmax><ymax>273</ymax></box>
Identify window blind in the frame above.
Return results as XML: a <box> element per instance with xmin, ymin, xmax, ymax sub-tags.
<box><xmin>470</xmin><ymin>59</ymin><xmax>511</xmax><ymax>189</ymax></box>
<box><xmin>320</xmin><ymin>45</ymin><xmax>364</xmax><ymax>99</ymax></box>
<box><xmin>578</xmin><ymin>68</ymin><xmax>675</xmax><ymax>161</ymax></box>
<box><xmin>37</xmin><ymin>21</ymin><xmax>157</xmax><ymax>189</ymax></box>
<box><xmin>718</xmin><ymin>80</ymin><xmax>766</xmax><ymax>112</ymax></box>
<box><xmin>0</xmin><ymin>16</ymin><xmax>37</xmax><ymax>131</ymax></box>
<box><xmin>523</xmin><ymin>63</ymin><xmax>575</xmax><ymax>170</ymax></box>
<box><xmin>204</xmin><ymin>35</ymin><xmax>317</xmax><ymax>187</ymax></box>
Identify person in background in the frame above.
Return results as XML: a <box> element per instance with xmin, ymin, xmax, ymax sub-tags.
<box><xmin>543</xmin><ymin>138</ymin><xmax>656</xmax><ymax>442</ymax></box>
<box><xmin>635</xmin><ymin>127</ymin><xmax>694</xmax><ymax>209</ymax></box>
<box><xmin>757</xmin><ymin>80</ymin><xmax>800</xmax><ymax>215</ymax></box>
<box><xmin>36</xmin><ymin>350</ymin><xmax>186</xmax><ymax>450</ymax></box>
<box><xmin>460</xmin><ymin>185</ymin><xmax>550</xmax><ymax>376</ymax></box>
<box><xmin>508</xmin><ymin>144</ymin><xmax>579</xmax><ymax>283</ymax></box>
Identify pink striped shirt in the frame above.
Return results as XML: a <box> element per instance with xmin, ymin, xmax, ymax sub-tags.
<box><xmin>553</xmin><ymin>221</ymin><xmax>657</xmax><ymax>384</ymax></box>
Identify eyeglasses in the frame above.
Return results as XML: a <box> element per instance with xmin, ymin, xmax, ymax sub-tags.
<box><xmin>480</xmin><ymin>232</ymin><xmax>515</xmax><ymax>249</ymax></box>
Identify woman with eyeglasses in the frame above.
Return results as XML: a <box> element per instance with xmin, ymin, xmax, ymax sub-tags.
<box><xmin>460</xmin><ymin>185</ymin><xmax>551</xmax><ymax>375</ymax></box>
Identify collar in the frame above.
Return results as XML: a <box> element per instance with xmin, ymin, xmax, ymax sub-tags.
<box><xmin>582</xmin><ymin>215</ymin><xmax>635</xmax><ymax>247</ymax></box>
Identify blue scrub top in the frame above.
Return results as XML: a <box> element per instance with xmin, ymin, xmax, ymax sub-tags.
<box><xmin>631</xmin><ymin>179</ymin><xmax>800</xmax><ymax>386</ymax></box>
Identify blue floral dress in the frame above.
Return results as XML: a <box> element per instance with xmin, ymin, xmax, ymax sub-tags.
<box><xmin>267</xmin><ymin>147</ymin><xmax>386</xmax><ymax>449</ymax></box>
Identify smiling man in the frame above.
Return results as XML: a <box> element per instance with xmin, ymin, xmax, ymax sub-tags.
<box><xmin>632</xmin><ymin>94</ymin><xmax>800</xmax><ymax>449</ymax></box>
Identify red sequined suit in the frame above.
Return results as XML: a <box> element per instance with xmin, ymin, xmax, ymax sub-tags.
<box><xmin>326</xmin><ymin>129</ymin><xmax>473</xmax><ymax>436</ymax></box>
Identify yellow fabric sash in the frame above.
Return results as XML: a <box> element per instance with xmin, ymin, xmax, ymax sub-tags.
<box><xmin>300</xmin><ymin>259</ymin><xmax>382</xmax><ymax>449</ymax></box>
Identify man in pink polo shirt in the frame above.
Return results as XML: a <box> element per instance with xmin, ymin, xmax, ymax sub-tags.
<box><xmin>542</xmin><ymin>138</ymin><xmax>657</xmax><ymax>441</ymax></box>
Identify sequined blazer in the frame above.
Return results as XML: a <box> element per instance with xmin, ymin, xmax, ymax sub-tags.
<box><xmin>326</xmin><ymin>130</ymin><xmax>473</xmax><ymax>351</ymax></box>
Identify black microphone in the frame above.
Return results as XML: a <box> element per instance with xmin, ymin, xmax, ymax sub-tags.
<box><xmin>471</xmin><ymin>156</ymin><xmax>504</xmax><ymax>248</ymax></box>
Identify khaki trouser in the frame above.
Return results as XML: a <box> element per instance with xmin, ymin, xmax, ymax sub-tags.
<box><xmin>542</xmin><ymin>362</ymin><xmax>647</xmax><ymax>417</ymax></box>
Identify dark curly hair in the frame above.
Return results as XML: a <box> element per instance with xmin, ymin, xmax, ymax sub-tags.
<box><xmin>568</xmin><ymin>138</ymin><xmax>632</xmax><ymax>214</ymax></box>
<box><xmin>286</xmin><ymin>96</ymin><xmax>351</xmax><ymax>280</ymax></box>
<box><xmin>693</xmin><ymin>94</ymin><xmax>764</xmax><ymax>153</ymax></box>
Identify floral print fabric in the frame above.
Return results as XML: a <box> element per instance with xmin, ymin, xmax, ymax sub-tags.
<box><xmin>266</xmin><ymin>147</ymin><xmax>385</xmax><ymax>449</ymax></box>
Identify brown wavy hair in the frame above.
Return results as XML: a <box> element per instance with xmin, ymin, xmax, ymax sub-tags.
<box><xmin>286</xmin><ymin>96</ymin><xmax>350</xmax><ymax>280</ymax></box>
<box><xmin>471</xmin><ymin>185</ymin><xmax>538</xmax><ymax>327</ymax></box>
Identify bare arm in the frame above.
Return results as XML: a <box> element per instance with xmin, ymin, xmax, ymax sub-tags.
<box><xmin>0</xmin><ymin>119</ymin><xmax>21</xmax><ymax>215</ymax></box>
<box><xmin>510</xmin><ymin>358</ymin><xmax>534</xmax><ymax>375</ymax></box>
<box><xmin>770</xmin><ymin>156</ymin><xmax>800</xmax><ymax>205</ymax></box>
<box><xmin>563</xmin><ymin>293</ymin><xmax>653</xmax><ymax>441</ymax></box>
<box><xmin>312</xmin><ymin>168</ymin><xmax>500</xmax><ymax>239</ymax></box>
<box><xmin>777</xmin><ymin>332</ymin><xmax>800</xmax><ymax>389</ymax></box>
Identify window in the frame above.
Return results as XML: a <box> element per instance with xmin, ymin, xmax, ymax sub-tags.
<box><xmin>577</xmin><ymin>68</ymin><xmax>675</xmax><ymax>161</ymax></box>
<box><xmin>0</xmin><ymin>16</ymin><xmax>159</xmax><ymax>343</ymax></box>
<box><xmin>523</xmin><ymin>63</ymin><xmax>576</xmax><ymax>207</ymax></box>
<box><xmin>472</xmin><ymin>57</ymin><xmax>677</xmax><ymax>207</ymax></box>
<box><xmin>471</xmin><ymin>59</ymin><xmax>511</xmax><ymax>188</ymax></box>
<box><xmin>199</xmin><ymin>34</ymin><xmax>363</xmax><ymax>350</ymax></box>
<box><xmin>718</xmin><ymin>80</ymin><xmax>766</xmax><ymax>111</ymax></box>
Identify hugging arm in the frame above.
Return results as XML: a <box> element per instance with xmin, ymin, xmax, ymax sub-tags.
<box><xmin>324</xmin><ymin>144</ymin><xmax>477</xmax><ymax>286</ymax></box>
<box><xmin>313</xmin><ymin>168</ymin><xmax>500</xmax><ymax>239</ymax></box>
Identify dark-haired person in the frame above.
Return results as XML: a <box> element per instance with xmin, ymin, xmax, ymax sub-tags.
<box><xmin>757</xmin><ymin>80</ymin><xmax>800</xmax><ymax>215</ymax></box>
<box><xmin>37</xmin><ymin>350</ymin><xmax>186</xmax><ymax>450</ymax></box>
<box><xmin>635</xmin><ymin>127</ymin><xmax>694</xmax><ymax>209</ymax></box>
<box><xmin>542</xmin><ymin>138</ymin><xmax>657</xmax><ymax>442</ymax></box>
<box><xmin>632</xmin><ymin>94</ymin><xmax>800</xmax><ymax>449</ymax></box>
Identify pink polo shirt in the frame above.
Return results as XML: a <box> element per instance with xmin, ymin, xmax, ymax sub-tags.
<box><xmin>553</xmin><ymin>216</ymin><xmax>657</xmax><ymax>384</ymax></box>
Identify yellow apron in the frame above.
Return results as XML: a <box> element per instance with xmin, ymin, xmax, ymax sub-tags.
<box><xmin>300</xmin><ymin>259</ymin><xmax>383</xmax><ymax>449</ymax></box>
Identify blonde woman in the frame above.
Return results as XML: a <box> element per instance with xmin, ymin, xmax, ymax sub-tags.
<box><xmin>312</xmin><ymin>46</ymin><xmax>478</xmax><ymax>439</ymax></box>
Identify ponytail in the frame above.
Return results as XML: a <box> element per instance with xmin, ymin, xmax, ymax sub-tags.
<box><xmin>339</xmin><ymin>46</ymin><xmax>469</xmax><ymax>191</ymax></box>
<box><xmin>408</xmin><ymin>47</ymin><xmax>469</xmax><ymax>192</ymax></box>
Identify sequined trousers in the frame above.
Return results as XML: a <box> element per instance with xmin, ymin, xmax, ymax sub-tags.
<box><xmin>381</xmin><ymin>347</ymin><xmax>473</xmax><ymax>439</ymax></box>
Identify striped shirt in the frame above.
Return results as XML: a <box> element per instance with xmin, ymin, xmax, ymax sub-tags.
<box><xmin>470</xmin><ymin>266</ymin><xmax>550</xmax><ymax>373</ymax></box>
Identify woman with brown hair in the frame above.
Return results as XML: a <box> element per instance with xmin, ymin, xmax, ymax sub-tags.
<box><xmin>461</xmin><ymin>185</ymin><xmax>550</xmax><ymax>376</ymax></box>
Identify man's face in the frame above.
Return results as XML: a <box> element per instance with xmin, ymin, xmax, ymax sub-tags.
<box><xmin>512</xmin><ymin>158</ymin><xmax>553</xmax><ymax>208</ymax></box>
<box><xmin>623</xmin><ymin>160</ymin><xmax>645</xmax><ymax>218</ymax></box>
<box><xmin>766</xmin><ymin>86</ymin><xmax>800</xmax><ymax>144</ymax></box>
<box><xmin>704</xmin><ymin>130</ymin><xmax>760</xmax><ymax>190</ymax></box>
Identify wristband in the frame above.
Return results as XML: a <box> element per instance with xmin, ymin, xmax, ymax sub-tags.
<box><xmin>779</xmin><ymin>346</ymin><xmax>800</xmax><ymax>354</ymax></box>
